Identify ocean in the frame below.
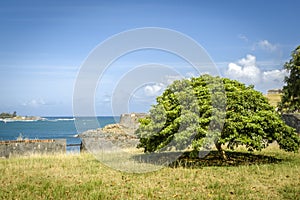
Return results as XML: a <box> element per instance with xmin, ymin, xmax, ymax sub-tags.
<box><xmin>0</xmin><ymin>116</ymin><xmax>120</xmax><ymax>152</ymax></box>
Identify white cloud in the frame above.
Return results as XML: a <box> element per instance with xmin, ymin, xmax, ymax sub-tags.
<box><xmin>263</xmin><ymin>69</ymin><xmax>287</xmax><ymax>83</ymax></box>
<box><xmin>22</xmin><ymin>98</ymin><xmax>46</xmax><ymax>107</ymax></box>
<box><xmin>238</xmin><ymin>34</ymin><xmax>249</xmax><ymax>42</ymax></box>
<box><xmin>226</xmin><ymin>54</ymin><xmax>261</xmax><ymax>84</ymax></box>
<box><xmin>144</xmin><ymin>83</ymin><xmax>165</xmax><ymax>97</ymax></box>
<box><xmin>225</xmin><ymin>54</ymin><xmax>287</xmax><ymax>92</ymax></box>
<box><xmin>186</xmin><ymin>72</ymin><xmax>197</xmax><ymax>78</ymax></box>
<box><xmin>96</xmin><ymin>94</ymin><xmax>111</xmax><ymax>104</ymax></box>
<box><xmin>164</xmin><ymin>75</ymin><xmax>183</xmax><ymax>85</ymax></box>
<box><xmin>255</xmin><ymin>40</ymin><xmax>278</xmax><ymax>52</ymax></box>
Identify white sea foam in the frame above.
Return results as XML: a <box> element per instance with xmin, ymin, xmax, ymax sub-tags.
<box><xmin>56</xmin><ymin>118</ymin><xmax>75</xmax><ymax>121</ymax></box>
<box><xmin>45</xmin><ymin>118</ymin><xmax>75</xmax><ymax>122</ymax></box>
<box><xmin>0</xmin><ymin>119</ymin><xmax>41</xmax><ymax>123</ymax></box>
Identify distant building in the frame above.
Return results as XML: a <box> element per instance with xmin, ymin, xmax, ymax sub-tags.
<box><xmin>267</xmin><ymin>89</ymin><xmax>283</xmax><ymax>94</ymax></box>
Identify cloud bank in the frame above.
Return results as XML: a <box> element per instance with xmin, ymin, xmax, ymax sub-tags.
<box><xmin>22</xmin><ymin>98</ymin><xmax>46</xmax><ymax>107</ymax></box>
<box><xmin>226</xmin><ymin>54</ymin><xmax>261</xmax><ymax>84</ymax></box>
<box><xmin>144</xmin><ymin>83</ymin><xmax>164</xmax><ymax>97</ymax></box>
<box><xmin>251</xmin><ymin>39</ymin><xmax>278</xmax><ymax>53</ymax></box>
<box><xmin>225</xmin><ymin>54</ymin><xmax>287</xmax><ymax>92</ymax></box>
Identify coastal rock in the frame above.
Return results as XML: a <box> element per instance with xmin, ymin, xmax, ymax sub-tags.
<box><xmin>0</xmin><ymin>116</ymin><xmax>44</xmax><ymax>122</ymax></box>
<box><xmin>79</xmin><ymin>124</ymin><xmax>138</xmax><ymax>139</ymax></box>
<box><xmin>119</xmin><ymin>113</ymin><xmax>148</xmax><ymax>129</ymax></box>
<box><xmin>79</xmin><ymin>125</ymin><xmax>139</xmax><ymax>150</ymax></box>
<box><xmin>79</xmin><ymin>113</ymin><xmax>148</xmax><ymax>150</ymax></box>
<box><xmin>282</xmin><ymin>113</ymin><xmax>300</xmax><ymax>134</ymax></box>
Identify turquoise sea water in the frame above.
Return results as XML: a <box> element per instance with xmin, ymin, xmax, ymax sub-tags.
<box><xmin>0</xmin><ymin>116</ymin><xmax>119</xmax><ymax>152</ymax></box>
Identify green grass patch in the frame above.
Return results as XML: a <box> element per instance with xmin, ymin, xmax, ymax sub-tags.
<box><xmin>1</xmin><ymin>145</ymin><xmax>299</xmax><ymax>199</ymax></box>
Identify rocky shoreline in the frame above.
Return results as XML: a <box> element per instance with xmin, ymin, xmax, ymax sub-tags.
<box><xmin>0</xmin><ymin>116</ymin><xmax>44</xmax><ymax>122</ymax></box>
<box><xmin>79</xmin><ymin>123</ymin><xmax>138</xmax><ymax>139</ymax></box>
<box><xmin>79</xmin><ymin>123</ymin><xmax>140</xmax><ymax>150</ymax></box>
<box><xmin>78</xmin><ymin>113</ymin><xmax>147</xmax><ymax>150</ymax></box>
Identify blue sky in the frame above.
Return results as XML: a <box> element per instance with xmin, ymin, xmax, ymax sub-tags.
<box><xmin>0</xmin><ymin>0</ymin><xmax>299</xmax><ymax>116</ymax></box>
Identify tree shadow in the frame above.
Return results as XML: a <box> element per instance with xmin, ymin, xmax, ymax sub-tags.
<box><xmin>169</xmin><ymin>150</ymin><xmax>282</xmax><ymax>168</ymax></box>
<box><xmin>131</xmin><ymin>150</ymin><xmax>282</xmax><ymax>169</ymax></box>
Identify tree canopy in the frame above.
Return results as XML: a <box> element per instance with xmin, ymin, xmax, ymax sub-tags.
<box><xmin>0</xmin><ymin>112</ymin><xmax>17</xmax><ymax>119</ymax></box>
<box><xmin>136</xmin><ymin>75</ymin><xmax>300</xmax><ymax>159</ymax></box>
<box><xmin>279</xmin><ymin>45</ymin><xmax>300</xmax><ymax>113</ymax></box>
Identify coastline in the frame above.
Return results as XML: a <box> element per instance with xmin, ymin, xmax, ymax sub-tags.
<box><xmin>0</xmin><ymin>116</ymin><xmax>44</xmax><ymax>123</ymax></box>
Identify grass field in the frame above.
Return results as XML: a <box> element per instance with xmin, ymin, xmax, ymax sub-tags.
<box><xmin>0</xmin><ymin>145</ymin><xmax>299</xmax><ymax>200</ymax></box>
<box><xmin>264</xmin><ymin>93</ymin><xmax>282</xmax><ymax>108</ymax></box>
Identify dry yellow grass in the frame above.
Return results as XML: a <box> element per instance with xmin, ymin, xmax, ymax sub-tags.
<box><xmin>0</xmin><ymin>144</ymin><xmax>299</xmax><ymax>199</ymax></box>
<box><xmin>265</xmin><ymin>93</ymin><xmax>282</xmax><ymax>107</ymax></box>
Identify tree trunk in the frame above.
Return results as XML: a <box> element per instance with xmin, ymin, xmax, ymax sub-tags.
<box><xmin>215</xmin><ymin>142</ymin><xmax>227</xmax><ymax>160</ymax></box>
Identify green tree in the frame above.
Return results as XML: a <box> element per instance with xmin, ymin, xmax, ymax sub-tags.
<box><xmin>136</xmin><ymin>75</ymin><xmax>300</xmax><ymax>160</ymax></box>
<box><xmin>0</xmin><ymin>112</ymin><xmax>13</xmax><ymax>119</ymax></box>
<box><xmin>279</xmin><ymin>45</ymin><xmax>300</xmax><ymax>113</ymax></box>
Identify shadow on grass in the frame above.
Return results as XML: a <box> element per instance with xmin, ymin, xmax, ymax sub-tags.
<box><xmin>171</xmin><ymin>150</ymin><xmax>282</xmax><ymax>168</ymax></box>
<box><xmin>132</xmin><ymin>150</ymin><xmax>282</xmax><ymax>169</ymax></box>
